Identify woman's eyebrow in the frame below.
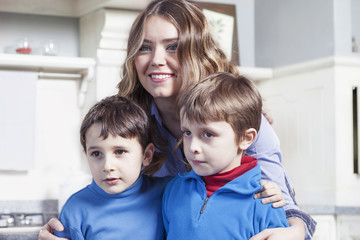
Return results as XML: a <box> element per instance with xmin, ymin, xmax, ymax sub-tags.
<box><xmin>142</xmin><ymin>38</ymin><xmax>179</xmax><ymax>44</ymax></box>
<box><xmin>143</xmin><ymin>39</ymin><xmax>152</xmax><ymax>44</ymax></box>
<box><xmin>162</xmin><ymin>38</ymin><xmax>179</xmax><ymax>42</ymax></box>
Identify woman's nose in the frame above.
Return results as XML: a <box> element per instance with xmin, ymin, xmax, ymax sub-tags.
<box><xmin>151</xmin><ymin>47</ymin><xmax>166</xmax><ymax>66</ymax></box>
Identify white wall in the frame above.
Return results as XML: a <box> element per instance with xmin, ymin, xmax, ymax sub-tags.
<box><xmin>0</xmin><ymin>12</ymin><xmax>79</xmax><ymax>57</ymax></box>
<box><xmin>257</xmin><ymin>57</ymin><xmax>360</xmax><ymax>208</ymax></box>
<box><xmin>258</xmin><ymin>63</ymin><xmax>337</xmax><ymax>206</ymax></box>
<box><xmin>0</xmin><ymin>76</ymin><xmax>90</xmax><ymax>201</ymax></box>
<box><xmin>255</xmin><ymin>0</ymin><xmax>335</xmax><ymax>68</ymax></box>
<box><xmin>254</xmin><ymin>0</ymin><xmax>358</xmax><ymax>68</ymax></box>
<box><xmin>333</xmin><ymin>0</ymin><xmax>352</xmax><ymax>57</ymax></box>
<box><xmin>352</xmin><ymin>0</ymin><xmax>360</xmax><ymax>54</ymax></box>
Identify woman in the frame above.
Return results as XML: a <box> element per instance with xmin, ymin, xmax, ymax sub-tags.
<box><xmin>39</xmin><ymin>0</ymin><xmax>315</xmax><ymax>239</ymax></box>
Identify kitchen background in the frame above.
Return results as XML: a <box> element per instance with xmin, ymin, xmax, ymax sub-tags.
<box><xmin>0</xmin><ymin>0</ymin><xmax>360</xmax><ymax>239</ymax></box>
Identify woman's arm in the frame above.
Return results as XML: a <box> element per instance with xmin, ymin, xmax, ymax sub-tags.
<box><xmin>249</xmin><ymin>218</ymin><xmax>305</xmax><ymax>240</ymax></box>
<box><xmin>38</xmin><ymin>218</ymin><xmax>68</xmax><ymax>240</ymax></box>
<box><xmin>247</xmin><ymin>114</ymin><xmax>316</xmax><ymax>238</ymax></box>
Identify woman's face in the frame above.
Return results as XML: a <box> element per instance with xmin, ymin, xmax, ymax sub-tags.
<box><xmin>135</xmin><ymin>16</ymin><xmax>181</xmax><ymax>101</ymax></box>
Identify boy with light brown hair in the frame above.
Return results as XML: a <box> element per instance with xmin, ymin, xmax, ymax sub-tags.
<box><xmin>162</xmin><ymin>72</ymin><xmax>289</xmax><ymax>239</ymax></box>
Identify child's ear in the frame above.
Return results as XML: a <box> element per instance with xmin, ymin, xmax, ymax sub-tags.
<box><xmin>239</xmin><ymin>128</ymin><xmax>257</xmax><ymax>150</ymax></box>
<box><xmin>142</xmin><ymin>143</ymin><xmax>155</xmax><ymax>167</ymax></box>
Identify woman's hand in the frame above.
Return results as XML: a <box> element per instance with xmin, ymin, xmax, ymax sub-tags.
<box><xmin>254</xmin><ymin>180</ymin><xmax>285</xmax><ymax>208</ymax></box>
<box><xmin>38</xmin><ymin>218</ymin><xmax>68</xmax><ymax>240</ymax></box>
<box><xmin>249</xmin><ymin>218</ymin><xmax>305</xmax><ymax>240</ymax></box>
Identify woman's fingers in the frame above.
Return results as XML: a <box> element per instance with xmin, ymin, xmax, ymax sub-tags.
<box><xmin>254</xmin><ymin>180</ymin><xmax>285</xmax><ymax>207</ymax></box>
<box><xmin>38</xmin><ymin>218</ymin><xmax>67</xmax><ymax>240</ymax></box>
<box><xmin>47</xmin><ymin>218</ymin><xmax>64</xmax><ymax>232</ymax></box>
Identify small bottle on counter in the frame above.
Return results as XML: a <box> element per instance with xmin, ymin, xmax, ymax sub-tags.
<box><xmin>16</xmin><ymin>38</ymin><xmax>32</xmax><ymax>54</ymax></box>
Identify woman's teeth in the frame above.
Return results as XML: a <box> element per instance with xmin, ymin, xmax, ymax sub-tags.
<box><xmin>151</xmin><ymin>74</ymin><xmax>172</xmax><ymax>79</ymax></box>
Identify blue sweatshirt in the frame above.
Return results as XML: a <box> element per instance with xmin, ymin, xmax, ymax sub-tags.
<box><xmin>162</xmin><ymin>164</ymin><xmax>289</xmax><ymax>240</ymax></box>
<box><xmin>55</xmin><ymin>175</ymin><xmax>170</xmax><ymax>240</ymax></box>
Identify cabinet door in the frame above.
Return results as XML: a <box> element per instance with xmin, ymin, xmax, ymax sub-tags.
<box><xmin>0</xmin><ymin>70</ymin><xmax>37</xmax><ymax>171</ymax></box>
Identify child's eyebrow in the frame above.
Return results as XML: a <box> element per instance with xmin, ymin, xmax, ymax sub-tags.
<box><xmin>180</xmin><ymin>125</ymin><xmax>190</xmax><ymax>131</ymax></box>
<box><xmin>87</xmin><ymin>146</ymin><xmax>99</xmax><ymax>151</ymax></box>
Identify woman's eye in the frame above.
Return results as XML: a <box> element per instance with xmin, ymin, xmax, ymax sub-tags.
<box><xmin>167</xmin><ymin>44</ymin><xmax>178</xmax><ymax>51</ymax></box>
<box><xmin>139</xmin><ymin>45</ymin><xmax>151</xmax><ymax>52</ymax></box>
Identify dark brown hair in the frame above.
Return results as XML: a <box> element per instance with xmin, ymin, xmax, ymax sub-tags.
<box><xmin>80</xmin><ymin>95</ymin><xmax>165</xmax><ymax>175</ymax></box>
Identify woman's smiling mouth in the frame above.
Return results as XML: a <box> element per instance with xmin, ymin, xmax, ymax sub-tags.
<box><xmin>149</xmin><ymin>73</ymin><xmax>175</xmax><ymax>82</ymax></box>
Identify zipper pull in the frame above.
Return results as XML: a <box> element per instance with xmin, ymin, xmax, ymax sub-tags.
<box><xmin>200</xmin><ymin>197</ymin><xmax>209</xmax><ymax>214</ymax></box>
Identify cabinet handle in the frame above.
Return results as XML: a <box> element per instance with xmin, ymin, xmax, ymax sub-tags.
<box><xmin>353</xmin><ymin>87</ymin><xmax>359</xmax><ymax>174</ymax></box>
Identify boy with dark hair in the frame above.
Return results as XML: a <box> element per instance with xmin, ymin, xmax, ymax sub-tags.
<box><xmin>56</xmin><ymin>95</ymin><xmax>169</xmax><ymax>240</ymax></box>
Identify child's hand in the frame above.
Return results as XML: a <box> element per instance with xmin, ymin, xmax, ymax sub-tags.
<box><xmin>254</xmin><ymin>180</ymin><xmax>285</xmax><ymax>208</ymax></box>
<box><xmin>249</xmin><ymin>218</ymin><xmax>305</xmax><ymax>240</ymax></box>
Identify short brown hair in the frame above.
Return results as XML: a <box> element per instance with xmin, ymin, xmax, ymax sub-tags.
<box><xmin>80</xmin><ymin>95</ymin><xmax>164</xmax><ymax>176</ymax></box>
<box><xmin>178</xmin><ymin>72</ymin><xmax>262</xmax><ymax>142</ymax></box>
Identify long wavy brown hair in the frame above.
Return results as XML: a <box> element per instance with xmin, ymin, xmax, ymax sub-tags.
<box><xmin>117</xmin><ymin>0</ymin><xmax>240</xmax><ymax>168</ymax></box>
<box><xmin>118</xmin><ymin>0</ymin><xmax>239</xmax><ymax>110</ymax></box>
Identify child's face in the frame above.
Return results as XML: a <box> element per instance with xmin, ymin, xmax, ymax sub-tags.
<box><xmin>85</xmin><ymin>123</ymin><xmax>152</xmax><ymax>194</ymax></box>
<box><xmin>180</xmin><ymin>116</ymin><xmax>243</xmax><ymax>176</ymax></box>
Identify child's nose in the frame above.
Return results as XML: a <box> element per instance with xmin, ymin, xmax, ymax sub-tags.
<box><xmin>103</xmin><ymin>157</ymin><xmax>115</xmax><ymax>172</ymax></box>
<box><xmin>189</xmin><ymin>138</ymin><xmax>201</xmax><ymax>154</ymax></box>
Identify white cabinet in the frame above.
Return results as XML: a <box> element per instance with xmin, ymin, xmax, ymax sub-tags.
<box><xmin>0</xmin><ymin>53</ymin><xmax>95</xmax><ymax>200</ymax></box>
<box><xmin>0</xmin><ymin>70</ymin><xmax>37</xmax><ymax>171</ymax></box>
<box><xmin>257</xmin><ymin>56</ymin><xmax>360</xmax><ymax>239</ymax></box>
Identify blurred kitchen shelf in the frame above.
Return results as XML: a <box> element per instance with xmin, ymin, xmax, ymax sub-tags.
<box><xmin>0</xmin><ymin>53</ymin><xmax>95</xmax><ymax>74</ymax></box>
<box><xmin>0</xmin><ymin>53</ymin><xmax>95</xmax><ymax>107</ymax></box>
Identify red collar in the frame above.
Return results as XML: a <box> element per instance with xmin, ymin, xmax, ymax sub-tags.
<box><xmin>203</xmin><ymin>155</ymin><xmax>258</xmax><ymax>197</ymax></box>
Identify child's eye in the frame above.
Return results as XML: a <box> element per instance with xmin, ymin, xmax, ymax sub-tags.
<box><xmin>115</xmin><ymin>149</ymin><xmax>126</xmax><ymax>155</ymax></box>
<box><xmin>167</xmin><ymin>44</ymin><xmax>178</xmax><ymax>51</ymax></box>
<box><xmin>139</xmin><ymin>45</ymin><xmax>151</xmax><ymax>52</ymax></box>
<box><xmin>203</xmin><ymin>131</ymin><xmax>214</xmax><ymax>138</ymax></box>
<box><xmin>90</xmin><ymin>151</ymin><xmax>102</xmax><ymax>158</ymax></box>
<box><xmin>183</xmin><ymin>130</ymin><xmax>192</xmax><ymax>137</ymax></box>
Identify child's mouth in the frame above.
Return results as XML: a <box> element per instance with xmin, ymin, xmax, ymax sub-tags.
<box><xmin>104</xmin><ymin>178</ymin><xmax>120</xmax><ymax>185</ymax></box>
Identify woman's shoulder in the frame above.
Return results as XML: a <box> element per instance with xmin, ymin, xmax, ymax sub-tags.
<box><xmin>247</xmin><ymin>114</ymin><xmax>280</xmax><ymax>153</ymax></box>
<box><xmin>142</xmin><ymin>175</ymin><xmax>173</xmax><ymax>191</ymax></box>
